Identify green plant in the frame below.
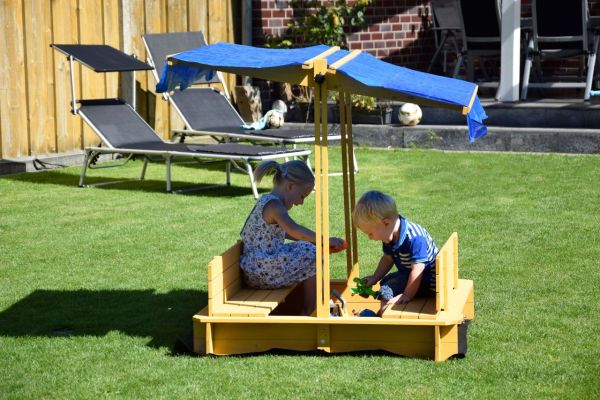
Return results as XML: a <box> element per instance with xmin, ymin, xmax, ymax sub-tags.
<box><xmin>331</xmin><ymin>92</ymin><xmax>377</xmax><ymax>111</ymax></box>
<box><xmin>287</xmin><ymin>0</ymin><xmax>371</xmax><ymax>48</ymax></box>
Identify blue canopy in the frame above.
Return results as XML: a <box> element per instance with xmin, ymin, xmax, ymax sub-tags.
<box><xmin>157</xmin><ymin>43</ymin><xmax>487</xmax><ymax>142</ymax></box>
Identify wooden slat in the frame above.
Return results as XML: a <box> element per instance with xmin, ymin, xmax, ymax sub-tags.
<box><xmin>0</xmin><ymin>0</ymin><xmax>29</xmax><ymax>158</ymax></box>
<box><xmin>127</xmin><ymin>0</ymin><xmax>150</xmax><ymax>121</ymax></box>
<box><xmin>144</xmin><ymin>0</ymin><xmax>169</xmax><ymax>138</ymax></box>
<box><xmin>418</xmin><ymin>297</ymin><xmax>438</xmax><ymax>319</ymax></box>
<box><xmin>24</xmin><ymin>0</ymin><xmax>55</xmax><ymax>155</ymax></box>
<box><xmin>78</xmin><ymin>0</ymin><xmax>106</xmax><ymax>147</ymax></box>
<box><xmin>166</xmin><ymin>0</ymin><xmax>187</xmax><ymax>134</ymax></box>
<box><xmin>103</xmin><ymin>0</ymin><xmax>121</xmax><ymax>99</ymax></box>
<box><xmin>51</xmin><ymin>0</ymin><xmax>80</xmax><ymax>153</ymax></box>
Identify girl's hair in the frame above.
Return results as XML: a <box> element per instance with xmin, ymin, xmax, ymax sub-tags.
<box><xmin>253</xmin><ymin>160</ymin><xmax>314</xmax><ymax>186</ymax></box>
<box><xmin>352</xmin><ymin>190</ymin><xmax>398</xmax><ymax>226</ymax></box>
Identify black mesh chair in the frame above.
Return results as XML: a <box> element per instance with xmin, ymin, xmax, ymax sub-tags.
<box><xmin>50</xmin><ymin>44</ymin><xmax>310</xmax><ymax>197</ymax></box>
<box><xmin>428</xmin><ymin>0</ymin><xmax>463</xmax><ymax>74</ymax></box>
<box><xmin>520</xmin><ymin>0</ymin><xmax>600</xmax><ymax>100</ymax></box>
<box><xmin>454</xmin><ymin>0</ymin><xmax>501</xmax><ymax>97</ymax></box>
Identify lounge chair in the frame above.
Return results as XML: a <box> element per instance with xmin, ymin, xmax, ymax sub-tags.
<box><xmin>50</xmin><ymin>44</ymin><xmax>310</xmax><ymax>198</ymax></box>
<box><xmin>520</xmin><ymin>0</ymin><xmax>600</xmax><ymax>100</ymax></box>
<box><xmin>141</xmin><ymin>31</ymin><xmax>357</xmax><ymax>173</ymax></box>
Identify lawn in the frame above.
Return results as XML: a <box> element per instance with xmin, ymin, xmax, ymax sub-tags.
<box><xmin>1</xmin><ymin>148</ymin><xmax>599</xmax><ymax>399</ymax></box>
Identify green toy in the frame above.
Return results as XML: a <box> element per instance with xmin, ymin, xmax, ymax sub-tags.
<box><xmin>350</xmin><ymin>277</ymin><xmax>379</xmax><ymax>299</ymax></box>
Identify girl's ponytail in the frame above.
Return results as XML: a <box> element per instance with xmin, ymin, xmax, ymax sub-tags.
<box><xmin>253</xmin><ymin>159</ymin><xmax>314</xmax><ymax>186</ymax></box>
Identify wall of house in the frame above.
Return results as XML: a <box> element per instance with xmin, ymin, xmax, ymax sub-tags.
<box><xmin>252</xmin><ymin>0</ymin><xmax>600</xmax><ymax>91</ymax></box>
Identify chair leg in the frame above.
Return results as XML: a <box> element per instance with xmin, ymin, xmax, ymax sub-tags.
<box><xmin>244</xmin><ymin>161</ymin><xmax>259</xmax><ymax>199</ymax></box>
<box><xmin>521</xmin><ymin>51</ymin><xmax>533</xmax><ymax>100</ymax></box>
<box><xmin>452</xmin><ymin>54</ymin><xmax>464</xmax><ymax>78</ymax></box>
<box><xmin>352</xmin><ymin>148</ymin><xmax>359</xmax><ymax>174</ymax></box>
<box><xmin>79</xmin><ymin>150</ymin><xmax>92</xmax><ymax>187</ymax></box>
<box><xmin>584</xmin><ymin>35</ymin><xmax>600</xmax><ymax>100</ymax></box>
<box><xmin>140</xmin><ymin>157</ymin><xmax>149</xmax><ymax>180</ymax></box>
<box><xmin>427</xmin><ymin>32</ymin><xmax>449</xmax><ymax>73</ymax></box>
<box><xmin>226</xmin><ymin>161</ymin><xmax>231</xmax><ymax>186</ymax></box>
<box><xmin>166</xmin><ymin>156</ymin><xmax>172</xmax><ymax>192</ymax></box>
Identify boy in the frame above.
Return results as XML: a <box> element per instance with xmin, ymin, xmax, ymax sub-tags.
<box><xmin>352</xmin><ymin>190</ymin><xmax>438</xmax><ymax>315</ymax></box>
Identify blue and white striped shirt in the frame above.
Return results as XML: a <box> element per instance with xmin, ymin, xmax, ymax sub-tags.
<box><xmin>382</xmin><ymin>216</ymin><xmax>439</xmax><ymax>290</ymax></box>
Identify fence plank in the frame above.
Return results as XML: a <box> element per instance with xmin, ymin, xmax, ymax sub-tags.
<box><xmin>144</xmin><ymin>0</ymin><xmax>169</xmax><ymax>139</ymax></box>
<box><xmin>78</xmin><ymin>0</ymin><xmax>107</xmax><ymax>148</ymax></box>
<box><xmin>24</xmin><ymin>0</ymin><xmax>56</xmax><ymax>155</ymax></box>
<box><xmin>51</xmin><ymin>0</ymin><xmax>81</xmax><ymax>153</ymax></box>
<box><xmin>167</xmin><ymin>0</ymin><xmax>188</xmax><ymax>133</ymax></box>
<box><xmin>103</xmin><ymin>0</ymin><xmax>122</xmax><ymax>99</ymax></box>
<box><xmin>0</xmin><ymin>0</ymin><xmax>29</xmax><ymax>158</ymax></box>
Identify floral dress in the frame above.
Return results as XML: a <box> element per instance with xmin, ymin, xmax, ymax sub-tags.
<box><xmin>240</xmin><ymin>193</ymin><xmax>316</xmax><ymax>289</ymax></box>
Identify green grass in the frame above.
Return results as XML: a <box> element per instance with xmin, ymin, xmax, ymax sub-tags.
<box><xmin>1</xmin><ymin>148</ymin><xmax>599</xmax><ymax>399</ymax></box>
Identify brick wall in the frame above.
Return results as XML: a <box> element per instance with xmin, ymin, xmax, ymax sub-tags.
<box><xmin>252</xmin><ymin>0</ymin><xmax>600</xmax><ymax>99</ymax></box>
<box><xmin>253</xmin><ymin>0</ymin><xmax>434</xmax><ymax>70</ymax></box>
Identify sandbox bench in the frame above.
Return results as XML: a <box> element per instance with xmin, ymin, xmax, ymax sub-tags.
<box><xmin>206</xmin><ymin>241</ymin><xmax>298</xmax><ymax>317</ymax></box>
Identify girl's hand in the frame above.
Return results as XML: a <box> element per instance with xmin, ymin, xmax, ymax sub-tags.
<box><xmin>328</xmin><ymin>237</ymin><xmax>347</xmax><ymax>253</ymax></box>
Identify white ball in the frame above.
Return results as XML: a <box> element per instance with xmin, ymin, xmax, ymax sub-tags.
<box><xmin>399</xmin><ymin>103</ymin><xmax>422</xmax><ymax>126</ymax></box>
<box><xmin>268</xmin><ymin>111</ymin><xmax>284</xmax><ymax>128</ymax></box>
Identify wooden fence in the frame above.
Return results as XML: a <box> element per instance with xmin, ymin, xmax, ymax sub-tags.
<box><xmin>0</xmin><ymin>0</ymin><xmax>238</xmax><ymax>160</ymax></box>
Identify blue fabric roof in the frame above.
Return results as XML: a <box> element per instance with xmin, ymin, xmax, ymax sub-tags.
<box><xmin>156</xmin><ymin>42</ymin><xmax>487</xmax><ymax>142</ymax></box>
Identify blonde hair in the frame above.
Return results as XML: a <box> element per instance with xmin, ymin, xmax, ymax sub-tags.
<box><xmin>353</xmin><ymin>190</ymin><xmax>398</xmax><ymax>226</ymax></box>
<box><xmin>253</xmin><ymin>159</ymin><xmax>314</xmax><ymax>187</ymax></box>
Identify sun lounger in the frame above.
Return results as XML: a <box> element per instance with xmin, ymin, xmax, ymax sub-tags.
<box><xmin>50</xmin><ymin>44</ymin><xmax>310</xmax><ymax>197</ymax></box>
<box><xmin>142</xmin><ymin>31</ymin><xmax>357</xmax><ymax>172</ymax></box>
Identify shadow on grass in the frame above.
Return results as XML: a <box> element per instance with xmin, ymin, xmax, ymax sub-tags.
<box><xmin>2</xmin><ymin>166</ymin><xmax>268</xmax><ymax>198</ymax></box>
<box><xmin>0</xmin><ymin>289</ymin><xmax>207</xmax><ymax>352</ymax></box>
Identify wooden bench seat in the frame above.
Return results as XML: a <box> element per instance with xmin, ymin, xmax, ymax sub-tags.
<box><xmin>382</xmin><ymin>232</ymin><xmax>473</xmax><ymax>322</ymax></box>
<box><xmin>207</xmin><ymin>241</ymin><xmax>297</xmax><ymax>317</ymax></box>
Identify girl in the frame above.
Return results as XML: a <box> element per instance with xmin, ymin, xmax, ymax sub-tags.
<box><xmin>240</xmin><ymin>159</ymin><xmax>346</xmax><ymax>315</ymax></box>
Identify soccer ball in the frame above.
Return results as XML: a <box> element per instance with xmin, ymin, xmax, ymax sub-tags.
<box><xmin>267</xmin><ymin>110</ymin><xmax>284</xmax><ymax>128</ymax></box>
<box><xmin>398</xmin><ymin>103</ymin><xmax>422</xmax><ymax>126</ymax></box>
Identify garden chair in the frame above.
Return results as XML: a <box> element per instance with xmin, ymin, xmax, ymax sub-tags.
<box><xmin>520</xmin><ymin>0</ymin><xmax>600</xmax><ymax>100</ymax></box>
<box><xmin>50</xmin><ymin>44</ymin><xmax>310</xmax><ymax>198</ymax></box>
<box><xmin>142</xmin><ymin>31</ymin><xmax>357</xmax><ymax>173</ymax></box>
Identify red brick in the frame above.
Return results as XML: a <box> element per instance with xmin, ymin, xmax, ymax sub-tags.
<box><xmin>372</xmin><ymin>33</ymin><xmax>382</xmax><ymax>40</ymax></box>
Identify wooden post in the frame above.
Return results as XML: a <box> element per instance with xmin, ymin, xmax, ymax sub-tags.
<box><xmin>313</xmin><ymin>58</ymin><xmax>330</xmax><ymax>318</ymax></box>
<box><xmin>344</xmin><ymin>92</ymin><xmax>359</xmax><ymax>275</ymax></box>
<box><xmin>339</xmin><ymin>91</ymin><xmax>353</xmax><ymax>279</ymax></box>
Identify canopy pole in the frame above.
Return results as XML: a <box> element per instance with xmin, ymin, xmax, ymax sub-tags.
<box><xmin>344</xmin><ymin>92</ymin><xmax>359</xmax><ymax>276</ymax></box>
<box><xmin>313</xmin><ymin>77</ymin><xmax>324</xmax><ymax>317</ymax></box>
<box><xmin>313</xmin><ymin>59</ymin><xmax>330</xmax><ymax>319</ymax></box>
<box><xmin>339</xmin><ymin>91</ymin><xmax>353</xmax><ymax>279</ymax></box>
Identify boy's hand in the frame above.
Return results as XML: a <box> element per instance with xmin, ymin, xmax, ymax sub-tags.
<box><xmin>386</xmin><ymin>293</ymin><xmax>412</xmax><ymax>306</ymax></box>
<box><xmin>361</xmin><ymin>275</ymin><xmax>379</xmax><ymax>287</ymax></box>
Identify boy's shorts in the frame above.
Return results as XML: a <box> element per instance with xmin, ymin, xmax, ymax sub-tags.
<box><xmin>378</xmin><ymin>268</ymin><xmax>435</xmax><ymax>301</ymax></box>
